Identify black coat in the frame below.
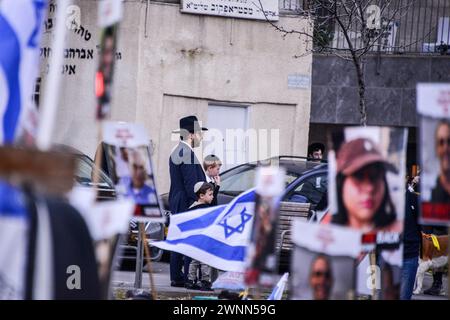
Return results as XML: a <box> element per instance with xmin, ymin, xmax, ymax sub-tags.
<box><xmin>25</xmin><ymin>196</ymin><xmax>101</xmax><ymax>299</ymax></box>
<box><xmin>403</xmin><ymin>191</ymin><xmax>421</xmax><ymax>259</ymax></box>
<box><xmin>168</xmin><ymin>142</ymin><xmax>206</xmax><ymax>214</ymax></box>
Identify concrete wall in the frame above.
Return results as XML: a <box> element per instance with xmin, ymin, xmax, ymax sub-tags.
<box><xmin>39</xmin><ymin>0</ymin><xmax>313</xmax><ymax>193</ymax></box>
<box><xmin>310</xmin><ymin>54</ymin><xmax>450</xmax><ymax>127</ymax></box>
<box><xmin>39</xmin><ymin>0</ymin><xmax>140</xmax><ymax>151</ymax></box>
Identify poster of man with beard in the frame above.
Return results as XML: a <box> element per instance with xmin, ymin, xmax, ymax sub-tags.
<box><xmin>417</xmin><ymin>83</ymin><xmax>450</xmax><ymax>225</ymax></box>
<box><xmin>290</xmin><ymin>221</ymin><xmax>361</xmax><ymax>300</ymax></box>
<box><xmin>102</xmin><ymin>121</ymin><xmax>164</xmax><ymax>223</ymax></box>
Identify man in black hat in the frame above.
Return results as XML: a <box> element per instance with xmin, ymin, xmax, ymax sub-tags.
<box><xmin>168</xmin><ymin>115</ymin><xmax>208</xmax><ymax>287</ymax></box>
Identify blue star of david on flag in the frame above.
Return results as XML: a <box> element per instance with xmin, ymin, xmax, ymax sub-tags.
<box><xmin>152</xmin><ymin>188</ymin><xmax>256</xmax><ymax>272</ymax></box>
<box><xmin>218</xmin><ymin>207</ymin><xmax>252</xmax><ymax>238</ymax></box>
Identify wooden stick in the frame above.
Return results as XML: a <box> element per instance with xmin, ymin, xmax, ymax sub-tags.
<box><xmin>0</xmin><ymin>147</ymin><xmax>75</xmax><ymax>194</ymax></box>
<box><xmin>140</xmin><ymin>223</ymin><xmax>157</xmax><ymax>300</ymax></box>
<box><xmin>92</xmin><ymin>125</ymin><xmax>104</xmax><ymax>186</ymax></box>
<box><xmin>369</xmin><ymin>251</ymin><xmax>378</xmax><ymax>300</ymax></box>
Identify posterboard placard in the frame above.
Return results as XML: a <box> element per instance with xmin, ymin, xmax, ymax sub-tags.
<box><xmin>327</xmin><ymin>126</ymin><xmax>407</xmax><ymax>249</ymax></box>
<box><xmin>102</xmin><ymin>122</ymin><xmax>165</xmax><ymax>223</ymax></box>
<box><xmin>417</xmin><ymin>83</ymin><xmax>450</xmax><ymax>225</ymax></box>
<box><xmin>290</xmin><ymin>220</ymin><xmax>361</xmax><ymax>300</ymax></box>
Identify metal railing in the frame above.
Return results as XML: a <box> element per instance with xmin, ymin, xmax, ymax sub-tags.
<box><xmin>279</xmin><ymin>0</ymin><xmax>450</xmax><ymax>55</ymax></box>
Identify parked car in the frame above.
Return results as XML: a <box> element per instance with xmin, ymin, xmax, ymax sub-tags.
<box><xmin>57</xmin><ymin>144</ymin><xmax>164</xmax><ymax>269</ymax></box>
<box><xmin>161</xmin><ymin>156</ymin><xmax>329</xmax><ymax>272</ymax></box>
<box><xmin>162</xmin><ymin>156</ymin><xmax>328</xmax><ymax>210</ymax></box>
<box><xmin>92</xmin><ymin>142</ymin><xmax>166</xmax><ymax>267</ymax></box>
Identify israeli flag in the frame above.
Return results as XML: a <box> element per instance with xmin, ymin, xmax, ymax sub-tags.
<box><xmin>267</xmin><ymin>272</ymin><xmax>289</xmax><ymax>300</ymax></box>
<box><xmin>0</xmin><ymin>0</ymin><xmax>47</xmax><ymax>143</ymax></box>
<box><xmin>153</xmin><ymin>189</ymin><xmax>256</xmax><ymax>272</ymax></box>
<box><xmin>0</xmin><ymin>181</ymin><xmax>29</xmax><ymax>299</ymax></box>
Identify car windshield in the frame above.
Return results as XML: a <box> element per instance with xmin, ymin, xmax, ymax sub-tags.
<box><xmin>220</xmin><ymin>163</ymin><xmax>300</xmax><ymax>195</ymax></box>
<box><xmin>283</xmin><ymin>173</ymin><xmax>328</xmax><ymax>210</ymax></box>
<box><xmin>75</xmin><ymin>155</ymin><xmax>114</xmax><ymax>189</ymax></box>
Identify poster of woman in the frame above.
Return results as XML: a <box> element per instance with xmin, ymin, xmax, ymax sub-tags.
<box><xmin>325</xmin><ymin>126</ymin><xmax>407</xmax><ymax>248</ymax></box>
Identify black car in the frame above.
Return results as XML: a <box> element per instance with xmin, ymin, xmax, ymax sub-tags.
<box><xmin>52</xmin><ymin>144</ymin><xmax>117</xmax><ymax>200</ymax></box>
<box><xmin>217</xmin><ymin>156</ymin><xmax>327</xmax><ymax>209</ymax></box>
<box><xmin>91</xmin><ymin>142</ymin><xmax>165</xmax><ymax>266</ymax></box>
<box><xmin>162</xmin><ymin>156</ymin><xmax>327</xmax><ymax>211</ymax></box>
<box><xmin>56</xmin><ymin>144</ymin><xmax>164</xmax><ymax>269</ymax></box>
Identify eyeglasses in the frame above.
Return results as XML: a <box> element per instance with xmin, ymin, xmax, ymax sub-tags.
<box><xmin>438</xmin><ymin>137</ymin><xmax>450</xmax><ymax>147</ymax></box>
<box><xmin>312</xmin><ymin>271</ymin><xmax>331</xmax><ymax>279</ymax></box>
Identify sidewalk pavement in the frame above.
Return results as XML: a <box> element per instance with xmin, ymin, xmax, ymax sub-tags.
<box><xmin>110</xmin><ymin>262</ymin><xmax>222</xmax><ymax>300</ymax></box>
<box><xmin>110</xmin><ymin>262</ymin><xmax>449</xmax><ymax>300</ymax></box>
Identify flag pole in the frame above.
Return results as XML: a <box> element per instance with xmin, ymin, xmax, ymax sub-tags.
<box><xmin>369</xmin><ymin>251</ymin><xmax>377</xmax><ymax>300</ymax></box>
<box><xmin>140</xmin><ymin>223</ymin><xmax>158</xmax><ymax>300</ymax></box>
<box><xmin>37</xmin><ymin>0</ymin><xmax>71</xmax><ymax>150</ymax></box>
<box><xmin>93</xmin><ymin>0</ymin><xmax>124</xmax><ymax>298</ymax></box>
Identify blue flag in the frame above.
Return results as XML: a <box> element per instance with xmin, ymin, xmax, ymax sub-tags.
<box><xmin>153</xmin><ymin>189</ymin><xmax>256</xmax><ymax>272</ymax></box>
<box><xmin>267</xmin><ymin>272</ymin><xmax>289</xmax><ymax>300</ymax></box>
<box><xmin>0</xmin><ymin>181</ymin><xmax>29</xmax><ymax>299</ymax></box>
<box><xmin>0</xmin><ymin>0</ymin><xmax>47</xmax><ymax>143</ymax></box>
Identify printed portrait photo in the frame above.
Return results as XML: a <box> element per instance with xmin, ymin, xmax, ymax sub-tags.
<box><xmin>326</xmin><ymin>126</ymin><xmax>407</xmax><ymax>248</ymax></box>
<box><xmin>419</xmin><ymin>117</ymin><xmax>450</xmax><ymax>225</ymax></box>
<box><xmin>290</xmin><ymin>246</ymin><xmax>356</xmax><ymax>300</ymax></box>
<box><xmin>104</xmin><ymin>144</ymin><xmax>163</xmax><ymax>222</ymax></box>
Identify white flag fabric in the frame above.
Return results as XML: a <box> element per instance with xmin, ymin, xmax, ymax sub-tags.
<box><xmin>212</xmin><ymin>271</ymin><xmax>246</xmax><ymax>291</ymax></box>
<box><xmin>68</xmin><ymin>186</ymin><xmax>134</xmax><ymax>241</ymax></box>
<box><xmin>0</xmin><ymin>182</ymin><xmax>29</xmax><ymax>299</ymax></box>
<box><xmin>0</xmin><ymin>181</ymin><xmax>55</xmax><ymax>300</ymax></box>
<box><xmin>267</xmin><ymin>272</ymin><xmax>289</xmax><ymax>300</ymax></box>
<box><xmin>152</xmin><ymin>189</ymin><xmax>256</xmax><ymax>272</ymax></box>
<box><xmin>292</xmin><ymin>219</ymin><xmax>363</xmax><ymax>258</ymax></box>
<box><xmin>0</xmin><ymin>0</ymin><xmax>47</xmax><ymax>143</ymax></box>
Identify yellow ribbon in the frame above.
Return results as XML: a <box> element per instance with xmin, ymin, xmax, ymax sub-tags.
<box><xmin>431</xmin><ymin>235</ymin><xmax>441</xmax><ymax>251</ymax></box>
<box><xmin>239</xmin><ymin>288</ymin><xmax>249</xmax><ymax>299</ymax></box>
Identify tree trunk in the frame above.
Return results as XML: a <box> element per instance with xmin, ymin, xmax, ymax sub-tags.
<box><xmin>354</xmin><ymin>57</ymin><xmax>367</xmax><ymax>126</ymax></box>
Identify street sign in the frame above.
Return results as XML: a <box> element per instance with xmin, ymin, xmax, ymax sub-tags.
<box><xmin>180</xmin><ymin>0</ymin><xmax>279</xmax><ymax>21</ymax></box>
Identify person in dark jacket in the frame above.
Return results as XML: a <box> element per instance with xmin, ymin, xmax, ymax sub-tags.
<box><xmin>308</xmin><ymin>142</ymin><xmax>325</xmax><ymax>161</ymax></box>
<box><xmin>168</xmin><ymin>115</ymin><xmax>207</xmax><ymax>287</ymax></box>
<box><xmin>400</xmin><ymin>189</ymin><xmax>421</xmax><ymax>300</ymax></box>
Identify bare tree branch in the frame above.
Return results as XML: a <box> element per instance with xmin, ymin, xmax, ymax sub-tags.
<box><xmin>260</xmin><ymin>0</ymin><xmax>435</xmax><ymax>125</ymax></box>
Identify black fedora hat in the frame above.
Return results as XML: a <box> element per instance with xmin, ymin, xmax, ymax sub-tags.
<box><xmin>172</xmin><ymin>115</ymin><xmax>208</xmax><ymax>134</ymax></box>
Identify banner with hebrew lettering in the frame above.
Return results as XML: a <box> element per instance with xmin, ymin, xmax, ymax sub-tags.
<box><xmin>180</xmin><ymin>0</ymin><xmax>279</xmax><ymax>21</ymax></box>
